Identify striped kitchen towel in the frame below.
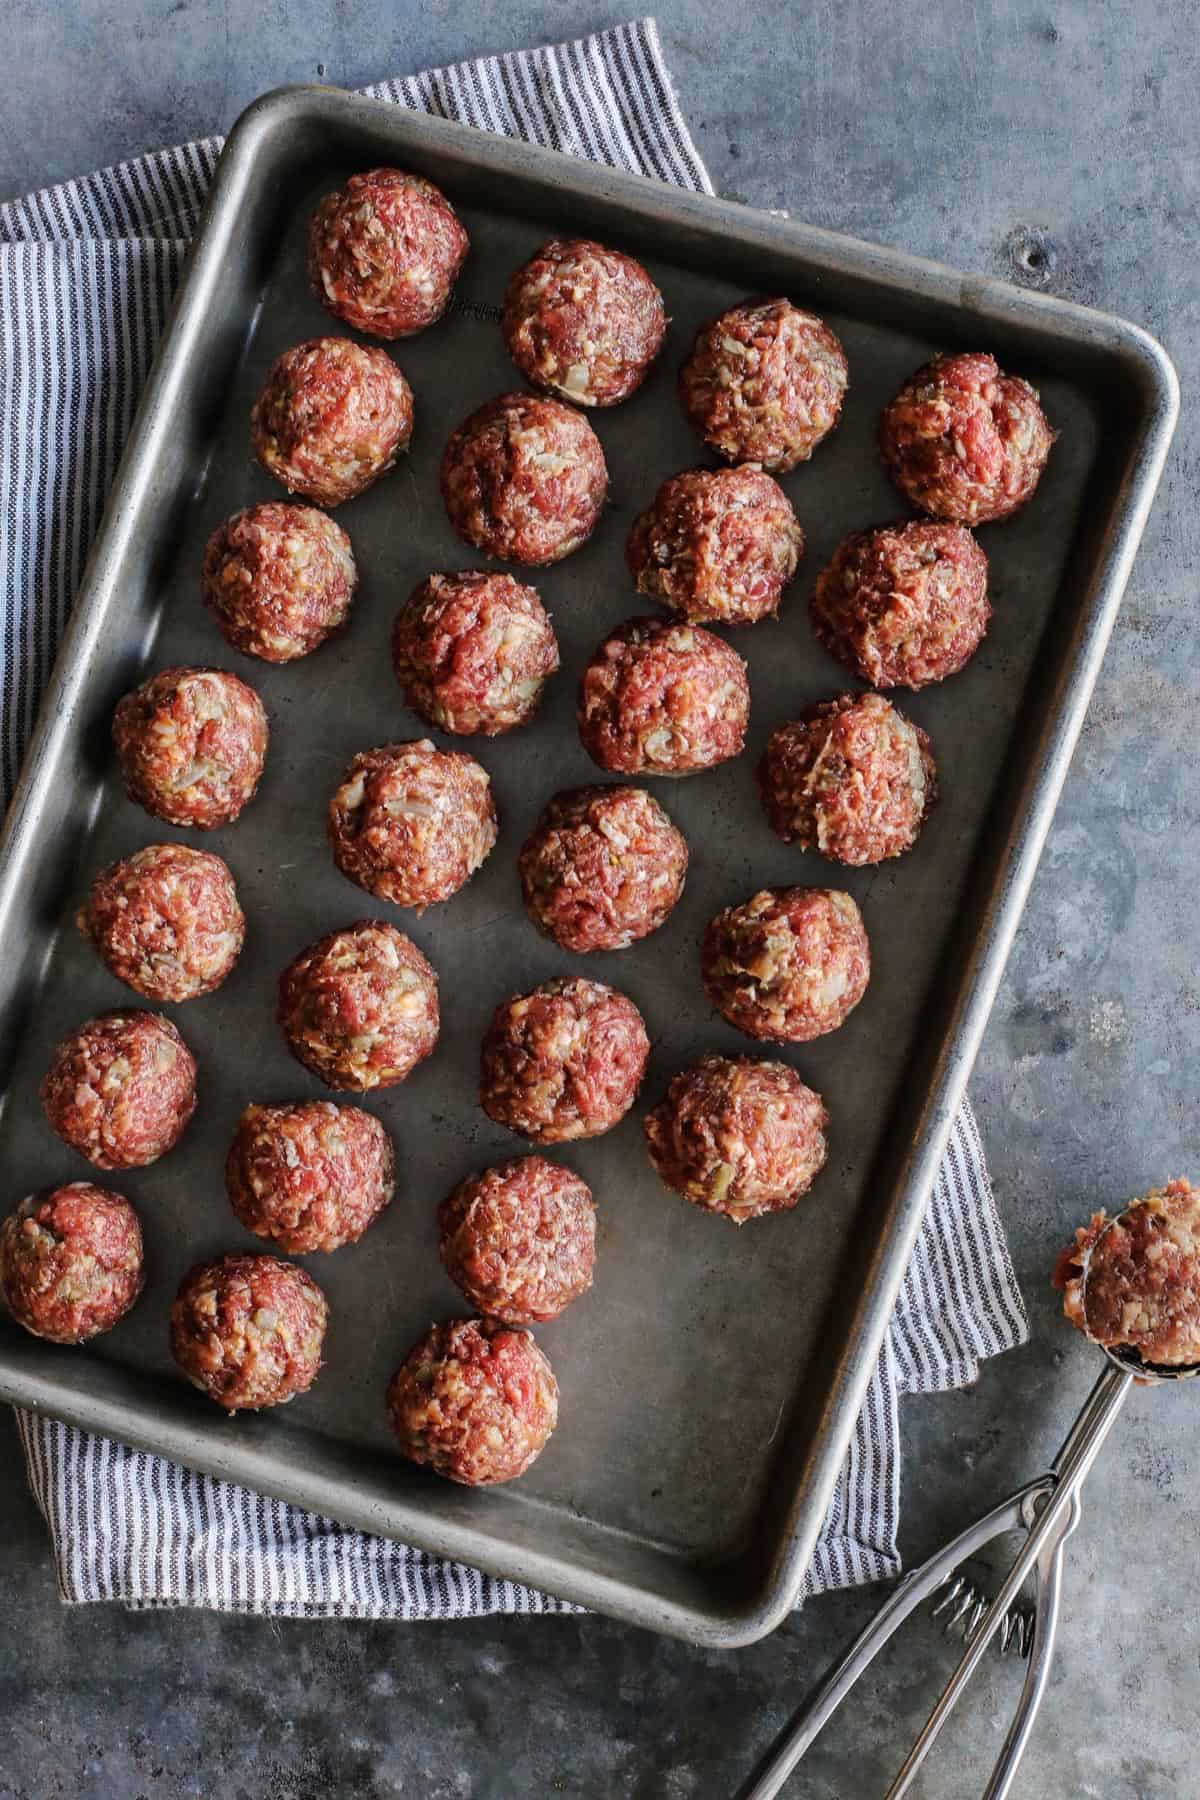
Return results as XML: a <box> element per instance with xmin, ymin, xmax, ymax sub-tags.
<box><xmin>1</xmin><ymin>17</ymin><xmax>1027</xmax><ymax>1616</ymax></box>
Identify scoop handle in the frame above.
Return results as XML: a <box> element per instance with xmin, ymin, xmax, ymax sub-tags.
<box><xmin>885</xmin><ymin>1363</ymin><xmax>1133</xmax><ymax>1798</ymax></box>
<box><xmin>980</xmin><ymin>1486</ymin><xmax>1078</xmax><ymax>1800</ymax></box>
<box><xmin>737</xmin><ymin>1480</ymin><xmax>1048</xmax><ymax>1800</ymax></box>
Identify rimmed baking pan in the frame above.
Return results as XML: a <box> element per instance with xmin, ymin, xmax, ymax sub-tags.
<box><xmin>0</xmin><ymin>86</ymin><xmax>1177</xmax><ymax>1647</ymax></box>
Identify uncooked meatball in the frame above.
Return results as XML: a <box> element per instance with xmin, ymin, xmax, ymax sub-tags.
<box><xmin>577</xmin><ymin>617</ymin><xmax>749</xmax><ymax>776</ymax></box>
<box><xmin>251</xmin><ymin>336</ymin><xmax>414</xmax><ymax>507</ymax></box>
<box><xmin>679</xmin><ymin>298</ymin><xmax>848</xmax><ymax>472</ymax></box>
<box><xmin>201</xmin><ymin>502</ymin><xmax>357</xmax><ymax>663</ymax></box>
<box><xmin>78</xmin><ymin>843</ymin><xmax>245</xmax><ymax>1002</ymax></box>
<box><xmin>170</xmin><ymin>1253</ymin><xmax>328</xmax><ymax>1412</ymax></box>
<box><xmin>440</xmin><ymin>393</ymin><xmax>608</xmax><ymax>565</ymax></box>
<box><xmin>519</xmin><ymin>784</ymin><xmax>688</xmax><ymax>953</ymax></box>
<box><xmin>1053</xmin><ymin>1177</ymin><xmax>1200</xmax><ymax>1367</ymax></box>
<box><xmin>810</xmin><ymin>522</ymin><xmax>989</xmax><ymax>690</ymax></box>
<box><xmin>387</xmin><ymin>1316</ymin><xmax>558</xmax><ymax>1485</ymax></box>
<box><xmin>626</xmin><ymin>466</ymin><xmax>804</xmax><ymax>626</ymax></box>
<box><xmin>757</xmin><ymin>692</ymin><xmax>936</xmax><ymax>866</ymax></box>
<box><xmin>0</xmin><ymin>1183</ymin><xmax>143</xmax><ymax>1343</ymax></box>
<box><xmin>40</xmin><ymin>1011</ymin><xmax>197</xmax><ymax>1169</ymax></box>
<box><xmin>278</xmin><ymin>920</ymin><xmax>439</xmax><ymax>1092</ymax></box>
<box><xmin>308</xmin><ymin>167</ymin><xmax>469</xmax><ymax>339</ymax></box>
<box><xmin>644</xmin><ymin>1055</ymin><xmax>828</xmax><ymax>1224</ymax></box>
<box><xmin>328</xmin><ymin>741</ymin><xmax>497</xmax><ymax>911</ymax></box>
<box><xmin>392</xmin><ymin>571</ymin><xmax>560</xmax><ymax>737</ymax></box>
<box><xmin>879</xmin><ymin>351</ymin><xmax>1055</xmax><ymax>524</ymax></box>
<box><xmin>701</xmin><ymin>887</ymin><xmax>870</xmax><ymax>1043</ymax></box>
<box><xmin>113</xmin><ymin>666</ymin><xmax>268</xmax><ymax>830</ymax></box>
<box><xmin>480</xmin><ymin>976</ymin><xmax>649</xmax><ymax>1144</ymax></box>
<box><xmin>438</xmin><ymin>1155</ymin><xmax>596</xmax><ymax>1323</ymax></box>
<box><xmin>502</xmin><ymin>237</ymin><xmax>666</xmax><ymax>407</ymax></box>
<box><xmin>226</xmin><ymin>1101</ymin><xmax>394</xmax><ymax>1254</ymax></box>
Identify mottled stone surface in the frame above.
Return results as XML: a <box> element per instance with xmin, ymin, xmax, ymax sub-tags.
<box><xmin>2</xmin><ymin>3</ymin><xmax>1197</xmax><ymax>1795</ymax></box>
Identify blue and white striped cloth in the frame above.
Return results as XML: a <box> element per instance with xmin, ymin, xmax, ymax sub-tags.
<box><xmin>1</xmin><ymin>17</ymin><xmax>1027</xmax><ymax>1617</ymax></box>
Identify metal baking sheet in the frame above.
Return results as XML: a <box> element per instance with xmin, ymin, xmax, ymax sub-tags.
<box><xmin>0</xmin><ymin>87</ymin><xmax>1176</xmax><ymax>1647</ymax></box>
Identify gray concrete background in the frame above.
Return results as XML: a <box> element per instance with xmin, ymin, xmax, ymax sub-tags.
<box><xmin>1</xmin><ymin>3</ymin><xmax>1196</xmax><ymax>1796</ymax></box>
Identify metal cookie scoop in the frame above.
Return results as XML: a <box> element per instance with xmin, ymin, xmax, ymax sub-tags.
<box><xmin>740</xmin><ymin>1217</ymin><xmax>1200</xmax><ymax>1800</ymax></box>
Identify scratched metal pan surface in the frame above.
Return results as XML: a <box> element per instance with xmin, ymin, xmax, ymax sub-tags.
<box><xmin>0</xmin><ymin>87</ymin><xmax>1177</xmax><ymax>1647</ymax></box>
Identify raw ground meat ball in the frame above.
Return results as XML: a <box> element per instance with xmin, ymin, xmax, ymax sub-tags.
<box><xmin>78</xmin><ymin>843</ymin><xmax>245</xmax><ymax>1002</ymax></box>
<box><xmin>226</xmin><ymin>1101</ymin><xmax>394</xmax><ymax>1254</ymax></box>
<box><xmin>0</xmin><ymin>1183</ymin><xmax>143</xmax><ymax>1343</ymax></box>
<box><xmin>113</xmin><ymin>666</ymin><xmax>268</xmax><ymax>830</ymax></box>
<box><xmin>702</xmin><ymin>887</ymin><xmax>870</xmax><ymax>1043</ymax></box>
<box><xmin>308</xmin><ymin>167</ymin><xmax>469</xmax><ymax>339</ymax></box>
<box><xmin>328</xmin><ymin>741</ymin><xmax>497</xmax><ymax>911</ymax></box>
<box><xmin>387</xmin><ymin>1316</ymin><xmax>558</xmax><ymax>1485</ymax></box>
<box><xmin>251</xmin><ymin>336</ymin><xmax>413</xmax><ymax>507</ymax></box>
<box><xmin>278</xmin><ymin>920</ymin><xmax>439</xmax><ymax>1092</ymax></box>
<box><xmin>392</xmin><ymin>571</ymin><xmax>560</xmax><ymax>736</ymax></box>
<box><xmin>1053</xmin><ymin>1178</ymin><xmax>1200</xmax><ymax>1367</ymax></box>
<box><xmin>577</xmin><ymin>617</ymin><xmax>750</xmax><ymax>777</ymax></box>
<box><xmin>810</xmin><ymin>522</ymin><xmax>990</xmax><ymax>690</ymax></box>
<box><xmin>757</xmin><ymin>692</ymin><xmax>937</xmax><ymax>866</ymax></box>
<box><xmin>678</xmin><ymin>298</ymin><xmax>849</xmax><ymax>472</ymax></box>
<box><xmin>644</xmin><ymin>1054</ymin><xmax>828</xmax><ymax>1224</ymax></box>
<box><xmin>170</xmin><ymin>1253</ymin><xmax>328</xmax><ymax>1412</ymax></box>
<box><xmin>519</xmin><ymin>784</ymin><xmax>688</xmax><ymax>953</ymax></box>
<box><xmin>201</xmin><ymin>502</ymin><xmax>357</xmax><ymax>663</ymax></box>
<box><xmin>41</xmin><ymin>1011</ymin><xmax>197</xmax><ymax>1170</ymax></box>
<box><xmin>502</xmin><ymin>237</ymin><xmax>666</xmax><ymax>407</ymax></box>
<box><xmin>440</xmin><ymin>393</ymin><xmax>608</xmax><ymax>565</ymax></box>
<box><xmin>438</xmin><ymin>1155</ymin><xmax>596</xmax><ymax>1323</ymax></box>
<box><xmin>879</xmin><ymin>351</ymin><xmax>1055</xmax><ymax>524</ymax></box>
<box><xmin>626</xmin><ymin>466</ymin><xmax>804</xmax><ymax>626</ymax></box>
<box><xmin>480</xmin><ymin>976</ymin><xmax>650</xmax><ymax>1144</ymax></box>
